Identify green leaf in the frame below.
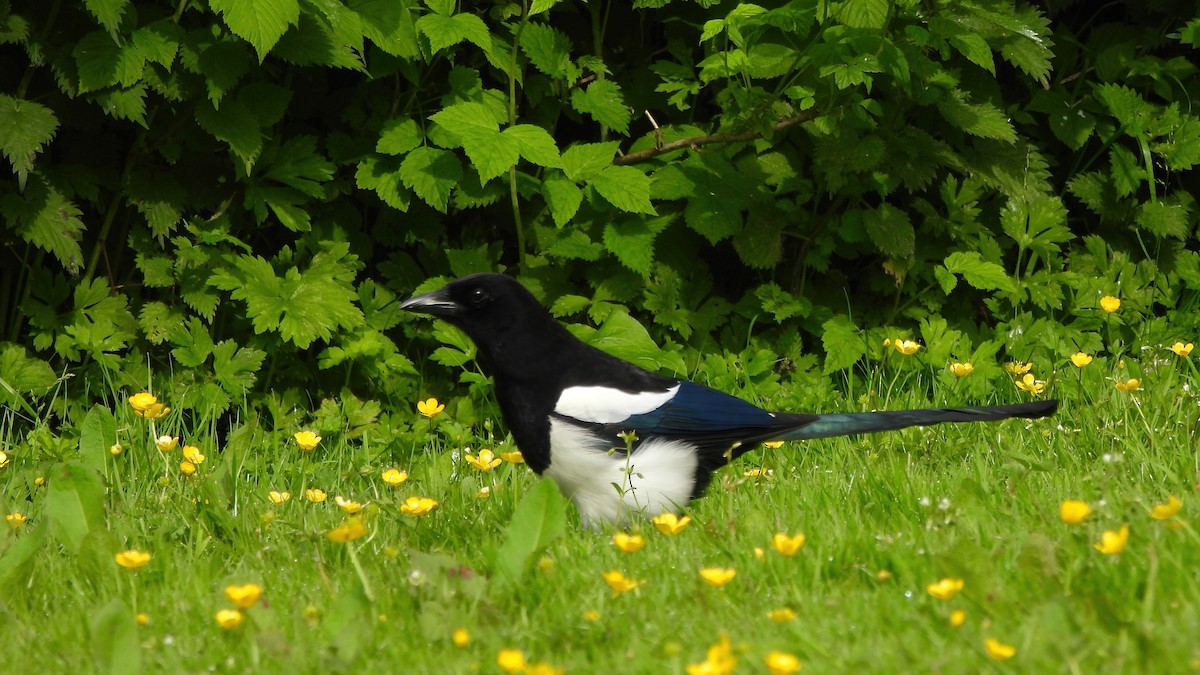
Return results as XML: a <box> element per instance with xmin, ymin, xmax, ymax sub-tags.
<box><xmin>1000</xmin><ymin>195</ymin><xmax>1072</xmax><ymax>261</ymax></box>
<box><xmin>459</xmin><ymin>126</ymin><xmax>521</xmax><ymax>183</ymax></box>
<box><xmin>0</xmin><ymin>345</ymin><xmax>55</xmax><ymax>404</ymax></box>
<box><xmin>559</xmin><ymin>141</ymin><xmax>618</xmax><ymax>181</ymax></box>
<box><xmin>950</xmin><ymin>32</ymin><xmax>994</xmax><ymax>74</ymax></box>
<box><xmin>1108</xmin><ymin>144</ymin><xmax>1143</xmax><ymax>198</ymax></box>
<box><xmin>837</xmin><ymin>0</ymin><xmax>888</xmax><ymax>29</ymax></box>
<box><xmin>865</xmin><ymin>204</ymin><xmax>915</xmax><ymax>258</ymax></box>
<box><xmin>821</xmin><ymin>315</ymin><xmax>865</xmax><ymax>375</ymax></box>
<box><xmin>1135</xmin><ymin>200</ymin><xmax>1190</xmax><ymax>240</ymax></box>
<box><xmin>399</xmin><ymin>146</ymin><xmax>463</xmax><ymax>211</ymax></box>
<box><xmin>573</xmin><ymin>311</ymin><xmax>686</xmax><ymax>373</ymax></box>
<box><xmin>938</xmin><ymin>90</ymin><xmax>1016</xmax><ymax>142</ymax></box>
<box><xmin>91</xmin><ymin>599</ymin><xmax>141</xmax><ymax>675</ymax></box>
<box><xmin>95</xmin><ymin>84</ymin><xmax>148</xmax><ymax>126</ymax></box>
<box><xmin>430</xmin><ymin>101</ymin><xmax>502</xmax><ymax>137</ymax></box>
<box><xmin>589</xmin><ymin>165</ymin><xmax>655</xmax><ymax>215</ymax></box>
<box><xmin>1</xmin><ymin>176</ymin><xmax>86</xmax><ymax>274</ymax></box>
<box><xmin>349</xmin><ymin>0</ymin><xmax>420</xmax><ymax>58</ymax></box>
<box><xmin>733</xmin><ymin>207</ymin><xmax>785</xmax><ymax>269</ymax></box>
<box><xmin>503</xmin><ymin>124</ymin><xmax>560</xmax><ymax>167</ymax></box>
<box><xmin>376</xmin><ymin>117</ymin><xmax>423</xmax><ymax>155</ymax></box>
<box><xmin>356</xmin><ymin>155</ymin><xmax>411</xmax><ymax>211</ymax></box>
<box><xmin>492</xmin><ymin>479</ymin><xmax>566</xmax><ymax>585</ymax></box>
<box><xmin>603</xmin><ymin>219</ymin><xmax>657</xmax><ymax>274</ymax></box>
<box><xmin>197</xmin><ymin>41</ymin><xmax>252</xmax><ymax>106</ymax></box>
<box><xmin>1095</xmin><ymin>83</ymin><xmax>1149</xmax><ymax>133</ymax></box>
<box><xmin>541</xmin><ymin>177</ymin><xmax>583</xmax><ymax>226</ymax></box>
<box><xmin>943</xmin><ymin>251</ymin><xmax>1017</xmax><ymax>293</ymax></box>
<box><xmin>73</xmin><ymin>30</ymin><xmax>145</xmax><ymax>93</ymax></box>
<box><xmin>132</xmin><ymin>21</ymin><xmax>180</xmax><ymax>67</ymax></box>
<box><xmin>45</xmin><ymin>462</ymin><xmax>106</xmax><ymax>555</ymax></box>
<box><xmin>416</xmin><ymin>12</ymin><xmax>490</xmax><ymax>53</ymax></box>
<box><xmin>79</xmin><ymin>405</ymin><xmax>117</xmax><ymax>475</ymax></box>
<box><xmin>0</xmin><ymin>94</ymin><xmax>58</xmax><ymax>183</ymax></box>
<box><xmin>84</xmin><ymin>0</ymin><xmax>129</xmax><ymax>34</ymax></box>
<box><xmin>213</xmin><ymin>340</ymin><xmax>266</xmax><ymax>393</ymax></box>
<box><xmin>210</xmin><ymin>0</ymin><xmax>301</xmax><ymax>60</ymax></box>
<box><xmin>195</xmin><ymin>100</ymin><xmax>264</xmax><ymax>167</ymax></box>
<box><xmin>570</xmin><ymin>79</ymin><xmax>631</xmax><ymax>134</ymax></box>
<box><xmin>934</xmin><ymin>265</ymin><xmax>958</xmax><ymax>294</ymax></box>
<box><xmin>0</xmin><ymin>520</ymin><xmax>48</xmax><ymax>593</ymax></box>
<box><xmin>519</xmin><ymin>21</ymin><xmax>573</xmax><ymax>77</ymax></box>
<box><xmin>171</xmin><ymin>317</ymin><xmax>215</xmax><ymax>367</ymax></box>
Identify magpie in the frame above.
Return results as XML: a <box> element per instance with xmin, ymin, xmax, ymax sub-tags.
<box><xmin>400</xmin><ymin>273</ymin><xmax>1058</xmax><ymax>527</ymax></box>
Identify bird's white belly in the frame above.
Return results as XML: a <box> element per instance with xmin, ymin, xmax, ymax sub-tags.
<box><xmin>543</xmin><ymin>417</ymin><xmax>698</xmax><ymax>528</ymax></box>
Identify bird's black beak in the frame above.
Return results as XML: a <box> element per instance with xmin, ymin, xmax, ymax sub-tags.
<box><xmin>399</xmin><ymin>286</ymin><xmax>460</xmax><ymax>317</ymax></box>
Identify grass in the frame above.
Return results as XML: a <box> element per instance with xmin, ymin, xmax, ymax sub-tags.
<box><xmin>2</xmin><ymin>351</ymin><xmax>1199</xmax><ymax>674</ymax></box>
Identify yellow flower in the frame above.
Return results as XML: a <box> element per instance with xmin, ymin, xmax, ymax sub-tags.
<box><xmin>327</xmin><ymin>517</ymin><xmax>368</xmax><ymax>543</ymax></box>
<box><xmin>155</xmin><ymin>435</ymin><xmax>179</xmax><ymax>452</ymax></box>
<box><xmin>34</xmin><ymin>476</ymin><xmax>44</xmax><ymax>486</ymax></box>
<box><xmin>949</xmin><ymin>362</ymin><xmax>974</xmax><ymax>377</ymax></box>
<box><xmin>926</xmin><ymin>577</ymin><xmax>964</xmax><ymax>601</ymax></box>
<box><xmin>109</xmin><ymin>443</ymin><xmax>123</xmax><ymax>456</ymax></box>
<box><xmin>582</xmin><ymin>609</ymin><xmax>601</xmax><ymax>621</ymax></box>
<box><xmin>294</xmin><ymin>431</ymin><xmax>321</xmax><ymax>451</ymax></box>
<box><xmin>400</xmin><ymin>496</ymin><xmax>438</xmax><ymax>516</ymax></box>
<box><xmin>6</xmin><ymin>512</ymin><xmax>27</xmax><ymax>528</ymax></box>
<box><xmin>215</xmin><ymin>609</ymin><xmax>244</xmax><ymax>630</ymax></box>
<box><xmin>893</xmin><ymin>339</ymin><xmax>921</xmax><ymax>355</ymax></box>
<box><xmin>182</xmin><ymin>446</ymin><xmax>205</xmax><ymax>464</ymax></box>
<box><xmin>130</xmin><ymin>392</ymin><xmax>171</xmax><ymax>419</ymax></box>
<box><xmin>1150</xmin><ymin>496</ymin><xmax>1182</xmax><ymax>520</ymax></box>
<box><xmin>1059</xmin><ymin>499</ymin><xmax>1091</xmax><ymax>524</ymax></box>
<box><xmin>950</xmin><ymin>609</ymin><xmax>967</xmax><ymax>627</ymax></box>
<box><xmin>651</xmin><ymin>512</ymin><xmax>691</xmax><ymax>535</ymax></box>
<box><xmin>743</xmin><ymin>466</ymin><xmax>772</xmax><ymax>478</ymax></box>
<box><xmin>1094</xmin><ymin>524</ymin><xmax>1130</xmax><ymax>554</ymax></box>
<box><xmin>0</xmin><ymin>450</ymin><xmax>7</xmax><ymax>468</ymax></box>
<box><xmin>476</xmin><ymin>486</ymin><xmax>492</xmax><ymax>499</ymax></box>
<box><xmin>601</xmin><ymin>570</ymin><xmax>642</xmax><ymax>595</ymax></box>
<box><xmin>876</xmin><ymin>569</ymin><xmax>892</xmax><ymax>581</ymax></box>
<box><xmin>268</xmin><ymin>490</ymin><xmax>291</xmax><ymax>504</ymax></box>
<box><xmin>762</xmin><ymin>440</ymin><xmax>785</xmax><ymax>449</ymax></box>
<box><xmin>452</xmin><ymin>628</ymin><xmax>470</xmax><ymax>649</ymax></box>
<box><xmin>135</xmin><ymin>613</ymin><xmax>150</xmax><ymax>625</ymax></box>
<box><xmin>497</xmin><ymin>649</ymin><xmax>526</xmax><ymax>674</ymax></box>
<box><xmin>1171</xmin><ymin>342</ymin><xmax>1194</xmax><ymax>357</ymax></box>
<box><xmin>1005</xmin><ymin>361</ymin><xmax>1032</xmax><ymax>375</ymax></box>
<box><xmin>984</xmin><ymin>637</ymin><xmax>1017</xmax><ymax>661</ymax></box>
<box><xmin>114</xmin><ymin>549</ymin><xmax>152</xmax><ymax>571</ymax></box>
<box><xmin>464</xmin><ymin>448</ymin><xmax>503</xmax><ymax>472</ymax></box>
<box><xmin>613</xmin><ymin>532</ymin><xmax>645</xmax><ymax>553</ymax></box>
<box><xmin>305</xmin><ymin>488</ymin><xmax>328</xmax><ymax>503</ymax></box>
<box><xmin>1100</xmin><ymin>295</ymin><xmax>1121</xmax><ymax>313</ymax></box>
<box><xmin>335</xmin><ymin>496</ymin><xmax>365</xmax><ymax>514</ymax></box>
<box><xmin>1070</xmin><ymin>352</ymin><xmax>1094</xmax><ymax>367</ymax></box>
<box><xmin>687</xmin><ymin>632</ymin><xmax>736</xmax><ymax>675</ymax></box>
<box><xmin>417</xmin><ymin>397</ymin><xmax>445</xmax><ymax>418</ymax></box>
<box><xmin>699</xmin><ymin>567</ymin><xmax>737</xmax><ymax>587</ymax></box>
<box><xmin>525</xmin><ymin>662</ymin><xmax>565</xmax><ymax>675</ymax></box>
<box><xmin>179</xmin><ymin>460</ymin><xmax>197</xmax><ymax>476</ymax></box>
<box><xmin>764</xmin><ymin>650</ymin><xmax>802</xmax><ymax>675</ymax></box>
<box><xmin>381</xmin><ymin>468</ymin><xmax>408</xmax><ymax>486</ymax></box>
<box><xmin>770</xmin><ymin>532</ymin><xmax>806</xmax><ymax>557</ymax></box>
<box><xmin>224</xmin><ymin>583</ymin><xmax>263</xmax><ymax>609</ymax></box>
<box><xmin>498</xmin><ymin>450</ymin><xmax>525</xmax><ymax>463</ymax></box>
<box><xmin>767</xmin><ymin>608</ymin><xmax>798</xmax><ymax>622</ymax></box>
<box><xmin>1015</xmin><ymin>373</ymin><xmax>1045</xmax><ymax>395</ymax></box>
<box><xmin>1114</xmin><ymin>378</ymin><xmax>1141</xmax><ymax>392</ymax></box>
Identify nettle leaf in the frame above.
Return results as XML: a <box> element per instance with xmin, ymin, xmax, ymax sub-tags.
<box><xmin>865</xmin><ymin>203</ymin><xmax>915</xmax><ymax>258</ymax></box>
<box><xmin>198</xmin><ymin>41</ymin><xmax>252</xmax><ymax>106</ymax></box>
<box><xmin>589</xmin><ymin>165</ymin><xmax>655</xmax><ymax>215</ymax></box>
<box><xmin>84</xmin><ymin>0</ymin><xmax>130</xmax><ymax>34</ymax></box>
<box><xmin>1152</xmin><ymin>116</ymin><xmax>1200</xmax><ymax>170</ymax></box>
<box><xmin>0</xmin><ymin>95</ymin><xmax>58</xmax><ymax>182</ymax></box>
<box><xmin>545</xmin><ymin>229</ymin><xmax>604</xmax><ymax>261</ymax></box>
<box><xmin>755</xmin><ymin>283</ymin><xmax>811</xmax><ymax>322</ymax></box>
<box><xmin>603</xmin><ymin>219</ymin><xmax>658</xmax><ymax>274</ymax></box>
<box><xmin>503</xmin><ymin>124</ymin><xmax>560</xmax><ymax>168</ymax></box>
<box><xmin>942</xmin><ymin>251</ymin><xmax>1017</xmax><ymax>293</ymax></box>
<box><xmin>459</xmin><ymin>127</ymin><xmax>521</xmax><ymax>183</ymax></box>
<box><xmin>994</xmin><ymin>5</ymin><xmax>1053</xmax><ymax>83</ymax></box>
<box><xmin>349</xmin><ymin>0</ymin><xmax>420</xmax><ymax>59</ymax></box>
<box><xmin>837</xmin><ymin>0</ymin><xmax>888</xmax><ymax>29</ymax></box>
<box><xmin>1</xmin><ymin>177</ymin><xmax>85</xmax><ymax>274</ymax></box>
<box><xmin>560</xmin><ymin>141</ymin><xmax>619</xmax><ymax>181</ymax></box>
<box><xmin>138</xmin><ymin>302</ymin><xmax>184</xmax><ymax>345</ymax></box>
<box><xmin>356</xmin><ymin>155</ymin><xmax>411</xmax><ymax>211</ymax></box>
<box><xmin>210</xmin><ymin>0</ymin><xmax>301</xmax><ymax>60</ymax></box>
<box><xmin>541</xmin><ymin>177</ymin><xmax>583</xmax><ymax>226</ymax></box>
<box><xmin>519</xmin><ymin>21</ymin><xmax>573</xmax><ymax>77</ymax></box>
<box><xmin>430</xmin><ymin>101</ymin><xmax>502</xmax><ymax>137</ymax></box>
<box><xmin>821</xmin><ymin>315</ymin><xmax>865</xmax><ymax>374</ymax></box>
<box><xmin>399</xmin><ymin>146</ymin><xmax>462</xmax><ymax>212</ymax></box>
<box><xmin>74</xmin><ymin>30</ymin><xmax>145</xmax><ymax>93</ymax></box>
<box><xmin>416</xmin><ymin>11</ymin><xmax>490</xmax><ymax>53</ymax></box>
<box><xmin>1095</xmin><ymin>83</ymin><xmax>1150</xmax><ymax>133</ymax></box>
<box><xmin>570</xmin><ymin>80</ymin><xmax>631</xmax><ymax>134</ymax></box>
<box><xmin>949</xmin><ymin>32</ymin><xmax>994</xmax><ymax>74</ymax></box>
<box><xmin>133</xmin><ymin>21</ymin><xmax>181</xmax><ymax>67</ymax></box>
<box><xmin>195</xmin><ymin>100</ymin><xmax>264</xmax><ymax>168</ymax></box>
<box><xmin>376</xmin><ymin>117</ymin><xmax>423</xmax><ymax>155</ymax></box>
<box><xmin>1135</xmin><ymin>199</ymin><xmax>1190</xmax><ymax>240</ymax></box>
<box><xmin>1108</xmin><ymin>144</ymin><xmax>1144</xmax><ymax>198</ymax></box>
<box><xmin>938</xmin><ymin>90</ymin><xmax>1016</xmax><ymax>142</ymax></box>
<box><xmin>95</xmin><ymin>84</ymin><xmax>148</xmax><ymax>126</ymax></box>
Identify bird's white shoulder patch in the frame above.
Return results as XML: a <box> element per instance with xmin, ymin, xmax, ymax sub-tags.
<box><xmin>543</xmin><ymin>417</ymin><xmax>697</xmax><ymax>528</ymax></box>
<box><xmin>554</xmin><ymin>384</ymin><xmax>680</xmax><ymax>424</ymax></box>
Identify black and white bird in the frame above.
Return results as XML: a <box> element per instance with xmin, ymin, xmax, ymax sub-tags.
<box><xmin>400</xmin><ymin>273</ymin><xmax>1058</xmax><ymax>527</ymax></box>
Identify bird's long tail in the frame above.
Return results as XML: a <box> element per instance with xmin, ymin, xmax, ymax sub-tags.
<box><xmin>779</xmin><ymin>400</ymin><xmax>1058</xmax><ymax>441</ymax></box>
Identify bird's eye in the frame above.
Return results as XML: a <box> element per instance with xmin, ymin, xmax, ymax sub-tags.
<box><xmin>468</xmin><ymin>288</ymin><xmax>488</xmax><ymax>305</ymax></box>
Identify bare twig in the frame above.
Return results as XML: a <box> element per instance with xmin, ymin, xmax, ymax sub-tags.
<box><xmin>614</xmin><ymin>112</ymin><xmax>817</xmax><ymax>165</ymax></box>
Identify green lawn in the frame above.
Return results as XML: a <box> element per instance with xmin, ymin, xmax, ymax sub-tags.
<box><xmin>2</xmin><ymin>352</ymin><xmax>1198</xmax><ymax>674</ymax></box>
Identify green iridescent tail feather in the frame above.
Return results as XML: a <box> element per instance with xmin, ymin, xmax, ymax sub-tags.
<box><xmin>779</xmin><ymin>400</ymin><xmax>1058</xmax><ymax>441</ymax></box>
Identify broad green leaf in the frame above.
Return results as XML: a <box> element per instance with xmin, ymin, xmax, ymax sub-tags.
<box><xmin>950</xmin><ymin>32</ymin><xmax>994</xmax><ymax>74</ymax></box>
<box><xmin>79</xmin><ymin>405</ymin><xmax>117</xmax><ymax>475</ymax></box>
<box><xmin>430</xmin><ymin>101</ymin><xmax>501</xmax><ymax>137</ymax></box>
<box><xmin>1108</xmin><ymin>144</ymin><xmax>1143</xmax><ymax>198</ymax></box>
<box><xmin>934</xmin><ymin>265</ymin><xmax>958</xmax><ymax>294</ymax></box>
<box><xmin>1</xmin><ymin>177</ymin><xmax>86</xmax><ymax>274</ymax></box>
<box><xmin>459</xmin><ymin>126</ymin><xmax>521</xmax><ymax>183</ymax></box>
<box><xmin>570</xmin><ymin>79</ymin><xmax>631</xmax><ymax>134</ymax></box>
<box><xmin>503</xmin><ymin>124</ymin><xmax>560</xmax><ymax>167</ymax></box>
<box><xmin>559</xmin><ymin>141</ymin><xmax>619</xmax><ymax>181</ymax></box>
<box><xmin>198</xmin><ymin>41</ymin><xmax>252</xmax><ymax>106</ymax></box>
<box><xmin>943</xmin><ymin>251</ymin><xmax>1017</xmax><ymax>293</ymax></box>
<box><xmin>90</xmin><ymin>599</ymin><xmax>140</xmax><ymax>675</ymax></box>
<box><xmin>700</xmin><ymin>19</ymin><xmax>725</xmax><ymax>41</ymax></box>
<box><xmin>210</xmin><ymin>0</ymin><xmax>301</xmax><ymax>60</ymax></box>
<box><xmin>349</xmin><ymin>0</ymin><xmax>420</xmax><ymax>58</ymax></box>
<box><xmin>529</xmin><ymin>0</ymin><xmax>562</xmax><ymax>14</ymax></box>
<box><xmin>821</xmin><ymin>315</ymin><xmax>865</xmax><ymax>374</ymax></box>
<box><xmin>0</xmin><ymin>94</ymin><xmax>57</xmax><ymax>183</ymax></box>
<box><xmin>0</xmin><ymin>521</ymin><xmax>48</xmax><ymax>593</ymax></box>
<box><xmin>1095</xmin><ymin>83</ymin><xmax>1149</xmax><ymax>133</ymax></box>
<box><xmin>45</xmin><ymin>462</ymin><xmax>106</xmax><ymax>555</ymax></box>
<box><xmin>493</xmin><ymin>479</ymin><xmax>567</xmax><ymax>585</ymax></box>
<box><xmin>84</xmin><ymin>0</ymin><xmax>129</xmax><ymax>34</ymax></box>
<box><xmin>356</xmin><ymin>155</ymin><xmax>411</xmax><ymax>211</ymax></box>
<box><xmin>837</xmin><ymin>0</ymin><xmax>888</xmax><ymax>29</ymax></box>
<box><xmin>541</xmin><ymin>177</ymin><xmax>583</xmax><ymax>226</ymax></box>
<box><xmin>938</xmin><ymin>90</ymin><xmax>1016</xmax><ymax>142</ymax></box>
<box><xmin>603</xmin><ymin>220</ymin><xmax>657</xmax><ymax>274</ymax></box>
<box><xmin>214</xmin><ymin>340</ymin><xmax>266</xmax><ymax>392</ymax></box>
<box><xmin>574</xmin><ymin>311</ymin><xmax>686</xmax><ymax>373</ymax></box>
<box><xmin>589</xmin><ymin>165</ymin><xmax>655</xmax><ymax>215</ymax></box>
<box><xmin>733</xmin><ymin>208</ymin><xmax>784</xmax><ymax>269</ymax></box>
<box><xmin>132</xmin><ymin>21</ymin><xmax>181</xmax><ymax>67</ymax></box>
<box><xmin>195</xmin><ymin>100</ymin><xmax>264</xmax><ymax>167</ymax></box>
<box><xmin>865</xmin><ymin>204</ymin><xmax>915</xmax><ymax>258</ymax></box>
<box><xmin>322</xmin><ymin>576</ymin><xmax>372</xmax><ymax>661</ymax></box>
<box><xmin>416</xmin><ymin>12</ymin><xmax>490</xmax><ymax>53</ymax></box>
<box><xmin>95</xmin><ymin>84</ymin><xmax>148</xmax><ymax>126</ymax></box>
<box><xmin>398</xmin><ymin>146</ymin><xmax>462</xmax><ymax>212</ymax></box>
<box><xmin>376</xmin><ymin>117</ymin><xmax>423</xmax><ymax>155</ymax></box>
<box><xmin>519</xmin><ymin>22</ymin><xmax>573</xmax><ymax>77</ymax></box>
<box><xmin>1152</xmin><ymin>116</ymin><xmax>1200</xmax><ymax>170</ymax></box>
<box><xmin>546</xmin><ymin>229</ymin><xmax>604</xmax><ymax>261</ymax></box>
<box><xmin>1135</xmin><ymin>200</ymin><xmax>1189</xmax><ymax>240</ymax></box>
<box><xmin>74</xmin><ymin>30</ymin><xmax>145</xmax><ymax>93</ymax></box>
<box><xmin>0</xmin><ymin>345</ymin><xmax>55</xmax><ymax>406</ymax></box>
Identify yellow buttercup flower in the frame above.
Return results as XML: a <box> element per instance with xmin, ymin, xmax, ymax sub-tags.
<box><xmin>1171</xmin><ymin>342</ymin><xmax>1194</xmax><ymax>357</ymax></box>
<box><xmin>6</xmin><ymin>512</ymin><xmax>27</xmax><ymax>528</ymax></box>
<box><xmin>1150</xmin><ymin>496</ymin><xmax>1182</xmax><ymax>520</ymax></box>
<box><xmin>114</xmin><ymin>549</ymin><xmax>152</xmax><ymax>571</ymax></box>
<box><xmin>876</xmin><ymin>569</ymin><xmax>892</xmax><ymax>581</ymax></box>
<box><xmin>294</xmin><ymin>431</ymin><xmax>321</xmax><ymax>451</ymax></box>
<box><xmin>743</xmin><ymin>466</ymin><xmax>772</xmax><ymax>478</ymax></box>
<box><xmin>984</xmin><ymin>637</ymin><xmax>1016</xmax><ymax>660</ymax></box>
<box><xmin>949</xmin><ymin>362</ymin><xmax>974</xmax><ymax>377</ymax></box>
<box><xmin>452</xmin><ymin>628</ymin><xmax>470</xmax><ymax>648</ymax></box>
<box><xmin>109</xmin><ymin>443</ymin><xmax>123</xmax><ymax>456</ymax></box>
<box><xmin>764</xmin><ymin>650</ymin><xmax>802</xmax><ymax>675</ymax></box>
<box><xmin>305</xmin><ymin>488</ymin><xmax>328</xmax><ymax>503</ymax></box>
<box><xmin>1070</xmin><ymin>352</ymin><xmax>1094</xmax><ymax>367</ymax></box>
<box><xmin>417</xmin><ymin>397</ymin><xmax>445</xmax><ymax>418</ymax></box>
<box><xmin>327</xmin><ymin>517</ymin><xmax>368</xmax><ymax>543</ymax></box>
<box><xmin>582</xmin><ymin>609</ymin><xmax>601</xmax><ymax>621</ymax></box>
<box><xmin>1100</xmin><ymin>295</ymin><xmax>1121</xmax><ymax>313</ymax></box>
<box><xmin>400</xmin><ymin>496</ymin><xmax>438</xmax><ymax>516</ymax></box>
<box><xmin>767</xmin><ymin>607</ymin><xmax>798</xmax><ymax>622</ymax></box>
<box><xmin>130</xmin><ymin>392</ymin><xmax>171</xmax><ymax>419</ymax></box>
<box><xmin>1015</xmin><ymin>373</ymin><xmax>1045</xmax><ymax>395</ymax></box>
<box><xmin>525</xmin><ymin>662</ymin><xmax>565</xmax><ymax>675</ymax></box>
<box><xmin>155</xmin><ymin>435</ymin><xmax>179</xmax><ymax>452</ymax></box>
<box><xmin>268</xmin><ymin>490</ymin><xmax>291</xmax><ymax>504</ymax></box>
<box><xmin>762</xmin><ymin>440</ymin><xmax>785</xmax><ymax>449</ymax></box>
<box><xmin>651</xmin><ymin>512</ymin><xmax>691</xmax><ymax>535</ymax></box>
<box><xmin>927</xmin><ymin>577</ymin><xmax>964</xmax><ymax>600</ymax></box>
<box><xmin>0</xmin><ymin>450</ymin><xmax>7</xmax><ymax>468</ymax></box>
<box><xmin>464</xmin><ymin>448</ymin><xmax>503</xmax><ymax>472</ymax></box>
<box><xmin>381</xmin><ymin>468</ymin><xmax>408</xmax><ymax>486</ymax></box>
<box><xmin>135</xmin><ymin>613</ymin><xmax>150</xmax><ymax>625</ymax></box>
<box><xmin>613</xmin><ymin>532</ymin><xmax>645</xmax><ymax>553</ymax></box>
<box><xmin>1094</xmin><ymin>524</ymin><xmax>1130</xmax><ymax>554</ymax></box>
<box><xmin>893</xmin><ymin>339</ymin><xmax>921</xmax><ymax>355</ymax></box>
<box><xmin>498</xmin><ymin>450</ymin><xmax>524</xmax><ymax>463</ymax></box>
<box><xmin>224</xmin><ymin>583</ymin><xmax>263</xmax><ymax>609</ymax></box>
<box><xmin>182</xmin><ymin>446</ymin><xmax>205</xmax><ymax>464</ymax></box>
<box><xmin>949</xmin><ymin>609</ymin><xmax>967</xmax><ymax>627</ymax></box>
<box><xmin>698</xmin><ymin>567</ymin><xmax>737</xmax><ymax>587</ymax></box>
<box><xmin>335</xmin><ymin>496</ymin><xmax>364</xmax><ymax>514</ymax></box>
<box><xmin>770</xmin><ymin>532</ymin><xmax>806</xmax><ymax>557</ymax></box>
<box><xmin>215</xmin><ymin>609</ymin><xmax>244</xmax><ymax>630</ymax></box>
<box><xmin>1114</xmin><ymin>378</ymin><xmax>1140</xmax><ymax>392</ymax></box>
<box><xmin>1059</xmin><ymin>499</ymin><xmax>1091</xmax><ymax>524</ymax></box>
<box><xmin>687</xmin><ymin>632</ymin><xmax>736</xmax><ymax>675</ymax></box>
<box><xmin>601</xmin><ymin>570</ymin><xmax>642</xmax><ymax>595</ymax></box>
<box><xmin>497</xmin><ymin>649</ymin><xmax>526</xmax><ymax>674</ymax></box>
<box><xmin>1005</xmin><ymin>361</ymin><xmax>1032</xmax><ymax>375</ymax></box>
<box><xmin>179</xmin><ymin>460</ymin><xmax>197</xmax><ymax>476</ymax></box>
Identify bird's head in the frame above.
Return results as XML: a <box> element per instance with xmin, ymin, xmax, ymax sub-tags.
<box><xmin>399</xmin><ymin>273</ymin><xmax>553</xmax><ymax>349</ymax></box>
